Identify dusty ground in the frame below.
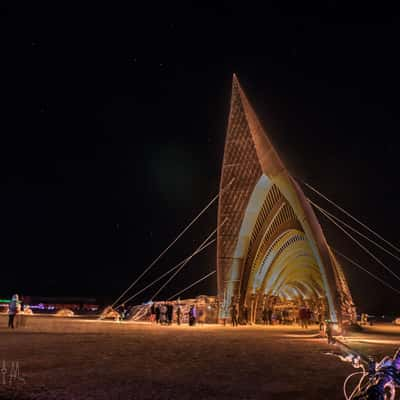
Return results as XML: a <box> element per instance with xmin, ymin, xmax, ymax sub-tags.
<box><xmin>0</xmin><ymin>316</ymin><xmax>399</xmax><ymax>400</ymax></box>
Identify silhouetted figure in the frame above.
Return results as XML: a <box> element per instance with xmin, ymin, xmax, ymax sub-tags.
<box><xmin>282</xmin><ymin>309</ymin><xmax>289</xmax><ymax>325</ymax></box>
<box><xmin>155</xmin><ymin>305</ymin><xmax>160</xmax><ymax>324</ymax></box>
<box><xmin>318</xmin><ymin>313</ymin><xmax>324</xmax><ymax>330</ymax></box>
<box><xmin>299</xmin><ymin>307</ymin><xmax>309</xmax><ymax>329</ymax></box>
<box><xmin>267</xmin><ymin>308</ymin><xmax>273</xmax><ymax>325</ymax></box>
<box><xmin>326</xmin><ymin>322</ymin><xmax>335</xmax><ymax>344</ymax></box>
<box><xmin>230</xmin><ymin>304</ymin><xmax>238</xmax><ymax>327</ymax></box>
<box><xmin>150</xmin><ymin>303</ymin><xmax>156</xmax><ymax>323</ymax></box>
<box><xmin>176</xmin><ymin>306</ymin><xmax>182</xmax><ymax>325</ymax></box>
<box><xmin>189</xmin><ymin>305</ymin><xmax>196</xmax><ymax>326</ymax></box>
<box><xmin>167</xmin><ymin>303</ymin><xmax>173</xmax><ymax>325</ymax></box>
<box><xmin>8</xmin><ymin>294</ymin><xmax>19</xmax><ymax>329</ymax></box>
<box><xmin>242</xmin><ymin>306</ymin><xmax>249</xmax><ymax>325</ymax></box>
<box><xmin>120</xmin><ymin>303</ymin><xmax>127</xmax><ymax>321</ymax></box>
<box><xmin>276</xmin><ymin>310</ymin><xmax>283</xmax><ymax>324</ymax></box>
<box><xmin>160</xmin><ymin>303</ymin><xmax>167</xmax><ymax>325</ymax></box>
<box><xmin>262</xmin><ymin>308</ymin><xmax>268</xmax><ymax>325</ymax></box>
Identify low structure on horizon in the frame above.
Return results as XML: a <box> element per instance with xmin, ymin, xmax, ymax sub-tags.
<box><xmin>126</xmin><ymin>295</ymin><xmax>219</xmax><ymax>323</ymax></box>
<box><xmin>0</xmin><ymin>296</ymin><xmax>100</xmax><ymax>314</ymax></box>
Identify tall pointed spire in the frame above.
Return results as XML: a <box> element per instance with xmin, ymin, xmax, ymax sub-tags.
<box><xmin>217</xmin><ymin>76</ymin><xmax>355</xmax><ymax>324</ymax></box>
<box><xmin>234</xmin><ymin>75</ymin><xmax>286</xmax><ymax>178</ymax></box>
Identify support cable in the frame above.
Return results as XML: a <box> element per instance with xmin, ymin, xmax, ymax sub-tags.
<box><xmin>308</xmin><ymin>198</ymin><xmax>400</xmax><ymax>264</ymax></box>
<box><xmin>167</xmin><ymin>270</ymin><xmax>216</xmax><ymax>301</ymax></box>
<box><xmin>301</xmin><ymin>179</ymin><xmax>400</xmax><ymax>254</ymax></box>
<box><xmin>332</xmin><ymin>248</ymin><xmax>400</xmax><ymax>296</ymax></box>
<box><xmin>111</xmin><ymin>178</ymin><xmax>234</xmax><ymax>308</ymax></box>
<box><xmin>115</xmin><ymin>238</ymin><xmax>216</xmax><ymax>308</ymax></box>
<box><xmin>150</xmin><ymin>218</ymin><xmax>227</xmax><ymax>301</ymax></box>
<box><xmin>311</xmin><ymin>201</ymin><xmax>400</xmax><ymax>282</ymax></box>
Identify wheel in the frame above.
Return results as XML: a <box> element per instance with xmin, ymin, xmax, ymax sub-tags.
<box><xmin>352</xmin><ymin>381</ymin><xmax>395</xmax><ymax>400</ymax></box>
<box><xmin>383</xmin><ymin>381</ymin><xmax>395</xmax><ymax>400</ymax></box>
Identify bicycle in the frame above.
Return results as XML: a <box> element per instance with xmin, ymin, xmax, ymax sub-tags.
<box><xmin>325</xmin><ymin>338</ymin><xmax>400</xmax><ymax>399</ymax></box>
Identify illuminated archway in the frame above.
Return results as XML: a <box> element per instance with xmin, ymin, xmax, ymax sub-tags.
<box><xmin>217</xmin><ymin>75</ymin><xmax>355</xmax><ymax>323</ymax></box>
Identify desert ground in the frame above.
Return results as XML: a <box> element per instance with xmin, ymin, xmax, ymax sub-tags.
<box><xmin>0</xmin><ymin>315</ymin><xmax>399</xmax><ymax>399</ymax></box>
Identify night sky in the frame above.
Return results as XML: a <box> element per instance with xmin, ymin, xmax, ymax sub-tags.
<box><xmin>1</xmin><ymin>3</ymin><xmax>400</xmax><ymax>313</ymax></box>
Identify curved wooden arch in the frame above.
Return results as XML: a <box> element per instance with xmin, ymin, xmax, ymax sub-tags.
<box><xmin>217</xmin><ymin>75</ymin><xmax>356</xmax><ymax>323</ymax></box>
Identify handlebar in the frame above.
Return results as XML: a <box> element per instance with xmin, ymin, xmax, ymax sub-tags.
<box><xmin>324</xmin><ymin>350</ymin><xmax>363</xmax><ymax>368</ymax></box>
<box><xmin>324</xmin><ymin>340</ymin><xmax>400</xmax><ymax>399</ymax></box>
<box><xmin>334</xmin><ymin>338</ymin><xmax>371</xmax><ymax>366</ymax></box>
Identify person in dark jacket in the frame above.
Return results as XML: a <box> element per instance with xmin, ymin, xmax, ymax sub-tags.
<box><xmin>267</xmin><ymin>308</ymin><xmax>273</xmax><ymax>325</ymax></box>
<box><xmin>155</xmin><ymin>305</ymin><xmax>161</xmax><ymax>324</ymax></box>
<box><xmin>242</xmin><ymin>305</ymin><xmax>249</xmax><ymax>325</ymax></box>
<box><xmin>299</xmin><ymin>307</ymin><xmax>308</xmax><ymax>329</ymax></box>
<box><xmin>230</xmin><ymin>303</ymin><xmax>238</xmax><ymax>327</ymax></box>
<box><xmin>167</xmin><ymin>303</ymin><xmax>174</xmax><ymax>325</ymax></box>
<box><xmin>262</xmin><ymin>308</ymin><xmax>268</xmax><ymax>325</ymax></box>
<box><xmin>176</xmin><ymin>306</ymin><xmax>182</xmax><ymax>325</ymax></box>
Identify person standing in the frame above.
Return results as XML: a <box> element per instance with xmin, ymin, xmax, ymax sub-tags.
<box><xmin>276</xmin><ymin>310</ymin><xmax>283</xmax><ymax>325</ymax></box>
<box><xmin>326</xmin><ymin>321</ymin><xmax>335</xmax><ymax>344</ymax></box>
<box><xmin>189</xmin><ymin>304</ymin><xmax>196</xmax><ymax>326</ymax></box>
<box><xmin>167</xmin><ymin>303</ymin><xmax>173</xmax><ymax>325</ymax></box>
<box><xmin>318</xmin><ymin>312</ymin><xmax>324</xmax><ymax>331</ymax></box>
<box><xmin>176</xmin><ymin>306</ymin><xmax>182</xmax><ymax>325</ymax></box>
<box><xmin>267</xmin><ymin>307</ymin><xmax>273</xmax><ymax>325</ymax></box>
<box><xmin>160</xmin><ymin>303</ymin><xmax>168</xmax><ymax>325</ymax></box>
<box><xmin>155</xmin><ymin>305</ymin><xmax>161</xmax><ymax>324</ymax></box>
<box><xmin>299</xmin><ymin>307</ymin><xmax>308</xmax><ymax>329</ymax></box>
<box><xmin>230</xmin><ymin>303</ymin><xmax>238</xmax><ymax>327</ymax></box>
<box><xmin>242</xmin><ymin>305</ymin><xmax>249</xmax><ymax>325</ymax></box>
<box><xmin>8</xmin><ymin>294</ymin><xmax>19</xmax><ymax>329</ymax></box>
<box><xmin>282</xmin><ymin>309</ymin><xmax>288</xmax><ymax>325</ymax></box>
<box><xmin>299</xmin><ymin>307</ymin><xmax>304</xmax><ymax>328</ymax></box>
<box><xmin>119</xmin><ymin>303</ymin><xmax>127</xmax><ymax>321</ymax></box>
<box><xmin>305</xmin><ymin>307</ymin><xmax>312</xmax><ymax>328</ymax></box>
<box><xmin>150</xmin><ymin>303</ymin><xmax>156</xmax><ymax>323</ymax></box>
<box><xmin>262</xmin><ymin>307</ymin><xmax>268</xmax><ymax>325</ymax></box>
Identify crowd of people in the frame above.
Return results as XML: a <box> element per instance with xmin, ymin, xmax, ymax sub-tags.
<box><xmin>228</xmin><ymin>302</ymin><xmax>324</xmax><ymax>328</ymax></box>
<box><xmin>149</xmin><ymin>303</ymin><xmax>198</xmax><ymax>326</ymax></box>
<box><xmin>5</xmin><ymin>293</ymin><xmax>327</xmax><ymax>331</ymax></box>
